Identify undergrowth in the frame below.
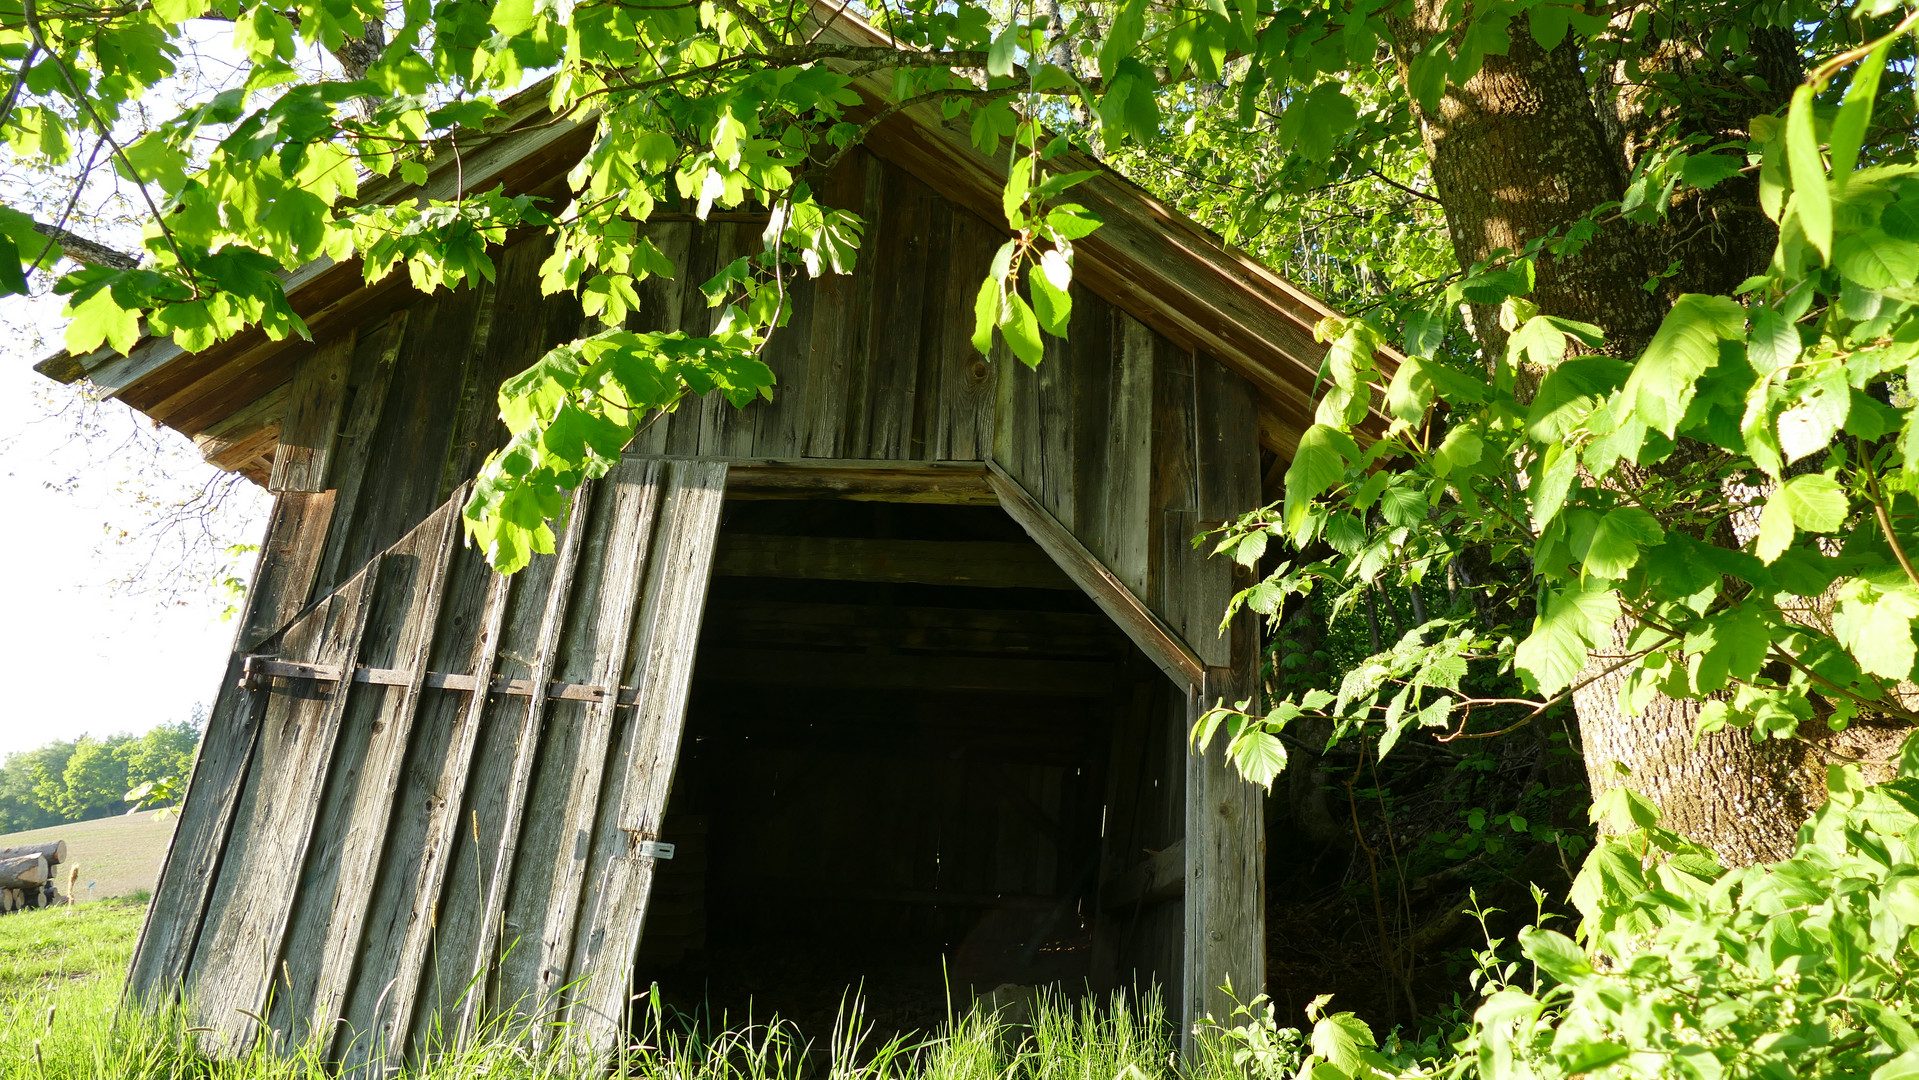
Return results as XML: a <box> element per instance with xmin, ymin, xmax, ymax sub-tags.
<box><xmin>0</xmin><ymin>897</ymin><xmax>1283</xmax><ymax>1080</ymax></box>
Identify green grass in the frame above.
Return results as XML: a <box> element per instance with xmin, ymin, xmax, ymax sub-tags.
<box><xmin>0</xmin><ymin>901</ymin><xmax>1273</xmax><ymax>1080</ymax></box>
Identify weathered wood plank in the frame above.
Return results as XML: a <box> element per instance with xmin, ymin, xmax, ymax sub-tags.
<box><xmin>720</xmin><ymin>459</ymin><xmax>995</xmax><ymax>503</ymax></box>
<box><xmin>268</xmin><ymin>332</ymin><xmax>355</xmax><ymax>493</ymax></box>
<box><xmin>568</xmin><ymin>460</ymin><xmax>728</xmax><ymax>1060</ymax></box>
<box><xmin>696</xmin><ymin>649</ymin><xmax>1118</xmax><ymax>696</ymax></box>
<box><xmin>456</xmin><ymin>485</ymin><xmax>594</xmax><ymax>1045</ymax></box>
<box><xmin>1077</xmin><ymin>305</ymin><xmax>1152</xmax><ymax>600</ymax></box>
<box><xmin>307</xmin><ymin>500</ymin><xmax>462</xmax><ymax>1051</ymax></box>
<box><xmin>714</xmin><ymin>533</ymin><xmax>1074</xmax><ymax>590</ymax></box>
<box><xmin>528</xmin><ymin>460</ymin><xmax>664</xmax><ymax>1044</ymax></box>
<box><xmin>1182</xmin><ymin>665</ymin><xmax>1265</xmax><ymax>1045</ymax></box>
<box><xmin>923</xmin><ymin>206</ymin><xmax>995</xmax><ymax>461</ymax></box>
<box><xmin>374</xmin><ymin>566</ymin><xmax>513</xmax><ymax>1058</ymax></box>
<box><xmin>803</xmin><ymin>153</ymin><xmax>881</xmax><ymax>458</ymax></box>
<box><xmin>697</xmin><ymin>225</ymin><xmax>762</xmax><ymax>459</ymax></box>
<box><xmin>188</xmin><ymin>559</ymin><xmax>383</xmax><ymax>1053</ymax></box>
<box><xmin>312</xmin><ymin>312</ymin><xmax>409</xmax><ymax>603</ymax></box>
<box><xmin>864</xmin><ymin>164</ymin><xmax>933</xmax><ymax>460</ymax></box>
<box><xmin>986</xmin><ymin>462</ymin><xmax>1203</xmax><ymax>689</ymax></box>
<box><xmin>239</xmin><ymin>490</ymin><xmax>338</xmax><ymax>652</ymax></box>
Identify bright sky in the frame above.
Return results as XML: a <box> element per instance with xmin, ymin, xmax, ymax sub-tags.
<box><xmin>0</xmin><ymin>294</ymin><xmax>270</xmax><ymax>760</ymax></box>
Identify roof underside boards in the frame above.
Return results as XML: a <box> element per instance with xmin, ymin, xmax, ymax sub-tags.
<box><xmin>34</xmin><ymin>0</ymin><xmax>1365</xmax><ymax>471</ymax></box>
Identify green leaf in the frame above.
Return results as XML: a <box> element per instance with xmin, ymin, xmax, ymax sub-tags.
<box><xmin>1834</xmin><ymin>228</ymin><xmax>1919</xmax><ymax>290</ymax></box>
<box><xmin>1283</xmin><ymin>424</ymin><xmax>1354</xmax><ymax>532</ymax></box>
<box><xmin>1583</xmin><ymin>507</ymin><xmax>1663</xmax><ymax>579</ymax></box>
<box><xmin>1519</xmin><ymin>927</ymin><xmax>1592</xmax><ymax>979</ymax></box>
<box><xmin>1527</xmin><ymin>357</ymin><xmax>1630</xmax><ymax>441</ymax></box>
<box><xmin>1528</xmin><ymin>4</ymin><xmax>1572</xmax><ymax>49</ymax></box>
<box><xmin>1755</xmin><ymin>492</ymin><xmax>1795</xmax><ymax>564</ymax></box>
<box><xmin>1028</xmin><ymin>254</ymin><xmax>1072</xmax><ymax>337</ymax></box>
<box><xmin>987</xmin><ymin>26</ymin><xmax>1017</xmax><ymax>78</ymax></box>
<box><xmin>1385</xmin><ymin>355</ymin><xmax>1434</xmax><ymax>425</ymax></box>
<box><xmin>489</xmin><ymin>0</ymin><xmax>537</xmax><ymax>36</ymax></box>
<box><xmin>971</xmin><ymin>276</ymin><xmax>998</xmax><ymax>358</ymax></box>
<box><xmin>1747</xmin><ymin>306</ymin><xmax>1800</xmax><ymax>374</ymax></box>
<box><xmin>1782</xmin><ymin>472</ymin><xmax>1848</xmax><ymax>532</ymax></box>
<box><xmin>1000</xmin><ymin>293</ymin><xmax>1043</xmax><ymax>367</ymax></box>
<box><xmin>1227</xmin><ymin>728</ymin><xmax>1288</xmax><ymax>789</ymax></box>
<box><xmin>1432</xmin><ymin>424</ymin><xmax>1483</xmax><ymax>477</ymax></box>
<box><xmin>1787</xmin><ymin>84</ymin><xmax>1831</xmax><ymax>262</ymax></box>
<box><xmin>1831</xmin><ymin>35</ymin><xmax>1893</xmax><ymax>184</ymax></box>
<box><xmin>1623</xmin><ymin>294</ymin><xmax>1746</xmax><ymax>438</ymax></box>
<box><xmin>1516</xmin><ymin>581</ymin><xmax>1620</xmax><ymax>696</ymax></box>
<box><xmin>1835</xmin><ymin>580</ymin><xmax>1919</xmax><ymax>681</ymax></box>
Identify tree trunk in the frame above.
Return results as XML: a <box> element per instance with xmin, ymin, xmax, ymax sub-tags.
<box><xmin>1385</xmin><ymin>4</ymin><xmax>1827</xmax><ymax>867</ymax></box>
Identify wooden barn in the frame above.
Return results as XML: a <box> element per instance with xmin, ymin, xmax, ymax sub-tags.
<box><xmin>35</xmin><ymin>3</ymin><xmax>1348</xmax><ymax>1068</ymax></box>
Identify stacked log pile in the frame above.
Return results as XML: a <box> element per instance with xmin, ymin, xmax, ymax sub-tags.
<box><xmin>0</xmin><ymin>841</ymin><xmax>66</xmax><ymax>913</ymax></box>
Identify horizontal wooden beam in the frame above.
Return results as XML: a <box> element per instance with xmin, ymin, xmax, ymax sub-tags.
<box><xmin>694</xmin><ymin>648</ymin><xmax>1117</xmax><ymax>696</ymax></box>
<box><xmin>702</xmin><ymin>599</ymin><xmax>1122</xmax><ymax>657</ymax></box>
<box><xmin>243</xmin><ymin>656</ymin><xmax>630</xmax><ymax>705</ymax></box>
<box><xmin>714</xmin><ymin>534</ymin><xmax>1077</xmax><ymax>590</ymax></box>
<box><xmin>985</xmin><ymin>461</ymin><xmax>1206</xmax><ymax>690</ymax></box>
<box><xmin>1099</xmin><ymin>839</ymin><xmax>1185</xmax><ymax>910</ymax></box>
<box><xmin>718</xmin><ymin>458</ymin><xmax>997</xmax><ymax>504</ymax></box>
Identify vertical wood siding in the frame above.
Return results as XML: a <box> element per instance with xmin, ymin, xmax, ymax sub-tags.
<box><xmin>130</xmin><ymin>145</ymin><xmax>1265</xmax><ymax>1065</ymax></box>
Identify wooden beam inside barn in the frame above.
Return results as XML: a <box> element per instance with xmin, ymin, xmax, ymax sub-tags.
<box><xmin>713</xmin><ymin>535</ymin><xmax>1077</xmax><ymax>590</ymax></box>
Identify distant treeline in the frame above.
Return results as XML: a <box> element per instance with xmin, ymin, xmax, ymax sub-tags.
<box><xmin>0</xmin><ymin>717</ymin><xmax>201</xmax><ymax>834</ymax></box>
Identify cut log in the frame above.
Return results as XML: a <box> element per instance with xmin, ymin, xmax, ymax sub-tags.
<box><xmin>0</xmin><ymin>840</ymin><xmax>67</xmax><ymax>866</ymax></box>
<box><xmin>1</xmin><ymin>888</ymin><xmax>15</xmax><ymax>912</ymax></box>
<box><xmin>0</xmin><ymin>854</ymin><xmax>48</xmax><ymax>889</ymax></box>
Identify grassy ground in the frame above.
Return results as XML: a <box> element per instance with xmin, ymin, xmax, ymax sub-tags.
<box><xmin>0</xmin><ymin>897</ymin><xmax>1271</xmax><ymax>1080</ymax></box>
<box><xmin>0</xmin><ymin>812</ymin><xmax>179</xmax><ymax>901</ymax></box>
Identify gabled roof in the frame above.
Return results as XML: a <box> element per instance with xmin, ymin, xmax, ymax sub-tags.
<box><xmin>35</xmin><ymin>0</ymin><xmax>1359</xmax><ymax>478</ymax></box>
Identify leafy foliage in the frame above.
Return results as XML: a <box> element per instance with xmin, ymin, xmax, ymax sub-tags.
<box><xmin>1206</xmin><ymin>763</ymin><xmax>1919</xmax><ymax>1080</ymax></box>
<box><xmin>0</xmin><ymin>720</ymin><xmax>200</xmax><ymax>832</ymax></box>
<box><xmin>1202</xmin><ymin>11</ymin><xmax>1919</xmax><ymax>783</ymax></box>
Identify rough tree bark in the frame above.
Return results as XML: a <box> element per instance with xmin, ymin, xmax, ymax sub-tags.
<box><xmin>1384</xmin><ymin>4</ymin><xmax>1848</xmax><ymax>866</ymax></box>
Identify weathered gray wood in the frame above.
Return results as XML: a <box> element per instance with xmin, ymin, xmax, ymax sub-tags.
<box><xmin>269</xmin><ymin>333</ymin><xmax>356</xmax><ymax>493</ymax></box>
<box><xmin>1182</xmin><ymin>664</ymin><xmax>1265</xmax><ymax>1049</ymax></box>
<box><xmin>312</xmin><ymin>311</ymin><xmax>410</xmax><ymax>596</ymax></box>
<box><xmin>803</xmin><ymin>154</ymin><xmax>881</xmax><ymax>458</ymax></box>
<box><xmin>457</xmin><ymin>485</ymin><xmax>594</xmax><ymax>1046</ymax></box>
<box><xmin>715</xmin><ymin>534</ymin><xmax>1075</xmax><ymax>590</ymax></box>
<box><xmin>568</xmin><ymin>460</ymin><xmax>728</xmax><ymax>1060</ymax></box>
<box><xmin>0</xmin><ymin>840</ymin><xmax>65</xmax><ymax>865</ymax></box>
<box><xmin>374</xmin><ymin>567</ymin><xmax>513</xmax><ymax>1059</ymax></box>
<box><xmin>864</xmin><ymin>166</ymin><xmax>933</xmax><ymax>460</ymax></box>
<box><xmin>927</xmin><ymin>205</ymin><xmax>998</xmax><ymax>461</ymax></box>
<box><xmin>0</xmin><ymin>854</ymin><xmax>47</xmax><ymax>888</ymax></box>
<box><xmin>189</xmin><ymin>559</ymin><xmax>383</xmax><ymax>1053</ymax></box>
<box><xmin>1080</xmin><ymin>312</ymin><xmax>1153</xmax><ymax>599</ymax></box>
<box><xmin>126</xmin><ymin>651</ymin><xmax>269</xmax><ymax>1003</ymax></box>
<box><xmin>719</xmin><ymin>458</ymin><xmax>995</xmax><ymax>503</ymax></box>
<box><xmin>308</xmin><ymin>499</ymin><xmax>463</xmax><ymax>1051</ymax></box>
<box><xmin>697</xmin><ymin>226</ymin><xmax>763</xmax><ymax>459</ymax></box>
<box><xmin>986</xmin><ymin>462</ymin><xmax>1203</xmax><ymax>690</ymax></box>
<box><xmin>240</xmin><ymin>490</ymin><xmax>338</xmax><ymax>652</ymax></box>
<box><xmin>696</xmin><ymin>649</ymin><xmax>1118</xmax><ymax>696</ymax></box>
<box><xmin>528</xmin><ymin>459</ymin><xmax>665</xmax><ymax>1045</ymax></box>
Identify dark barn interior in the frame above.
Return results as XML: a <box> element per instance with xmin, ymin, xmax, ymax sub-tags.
<box><xmin>634</xmin><ymin>498</ymin><xmax>1190</xmax><ymax>1037</ymax></box>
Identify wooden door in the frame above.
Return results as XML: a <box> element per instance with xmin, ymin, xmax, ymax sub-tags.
<box><xmin>127</xmin><ymin>457</ymin><xmax>728</xmax><ymax>1069</ymax></box>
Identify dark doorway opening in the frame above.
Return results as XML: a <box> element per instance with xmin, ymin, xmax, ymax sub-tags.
<box><xmin>635</xmin><ymin>498</ymin><xmax>1186</xmax><ymax>1039</ymax></box>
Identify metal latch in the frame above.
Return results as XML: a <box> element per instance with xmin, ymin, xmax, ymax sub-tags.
<box><xmin>637</xmin><ymin>841</ymin><xmax>675</xmax><ymax>860</ymax></box>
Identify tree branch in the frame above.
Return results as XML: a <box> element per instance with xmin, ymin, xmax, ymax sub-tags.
<box><xmin>32</xmin><ymin>219</ymin><xmax>138</xmax><ymax>270</ymax></box>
